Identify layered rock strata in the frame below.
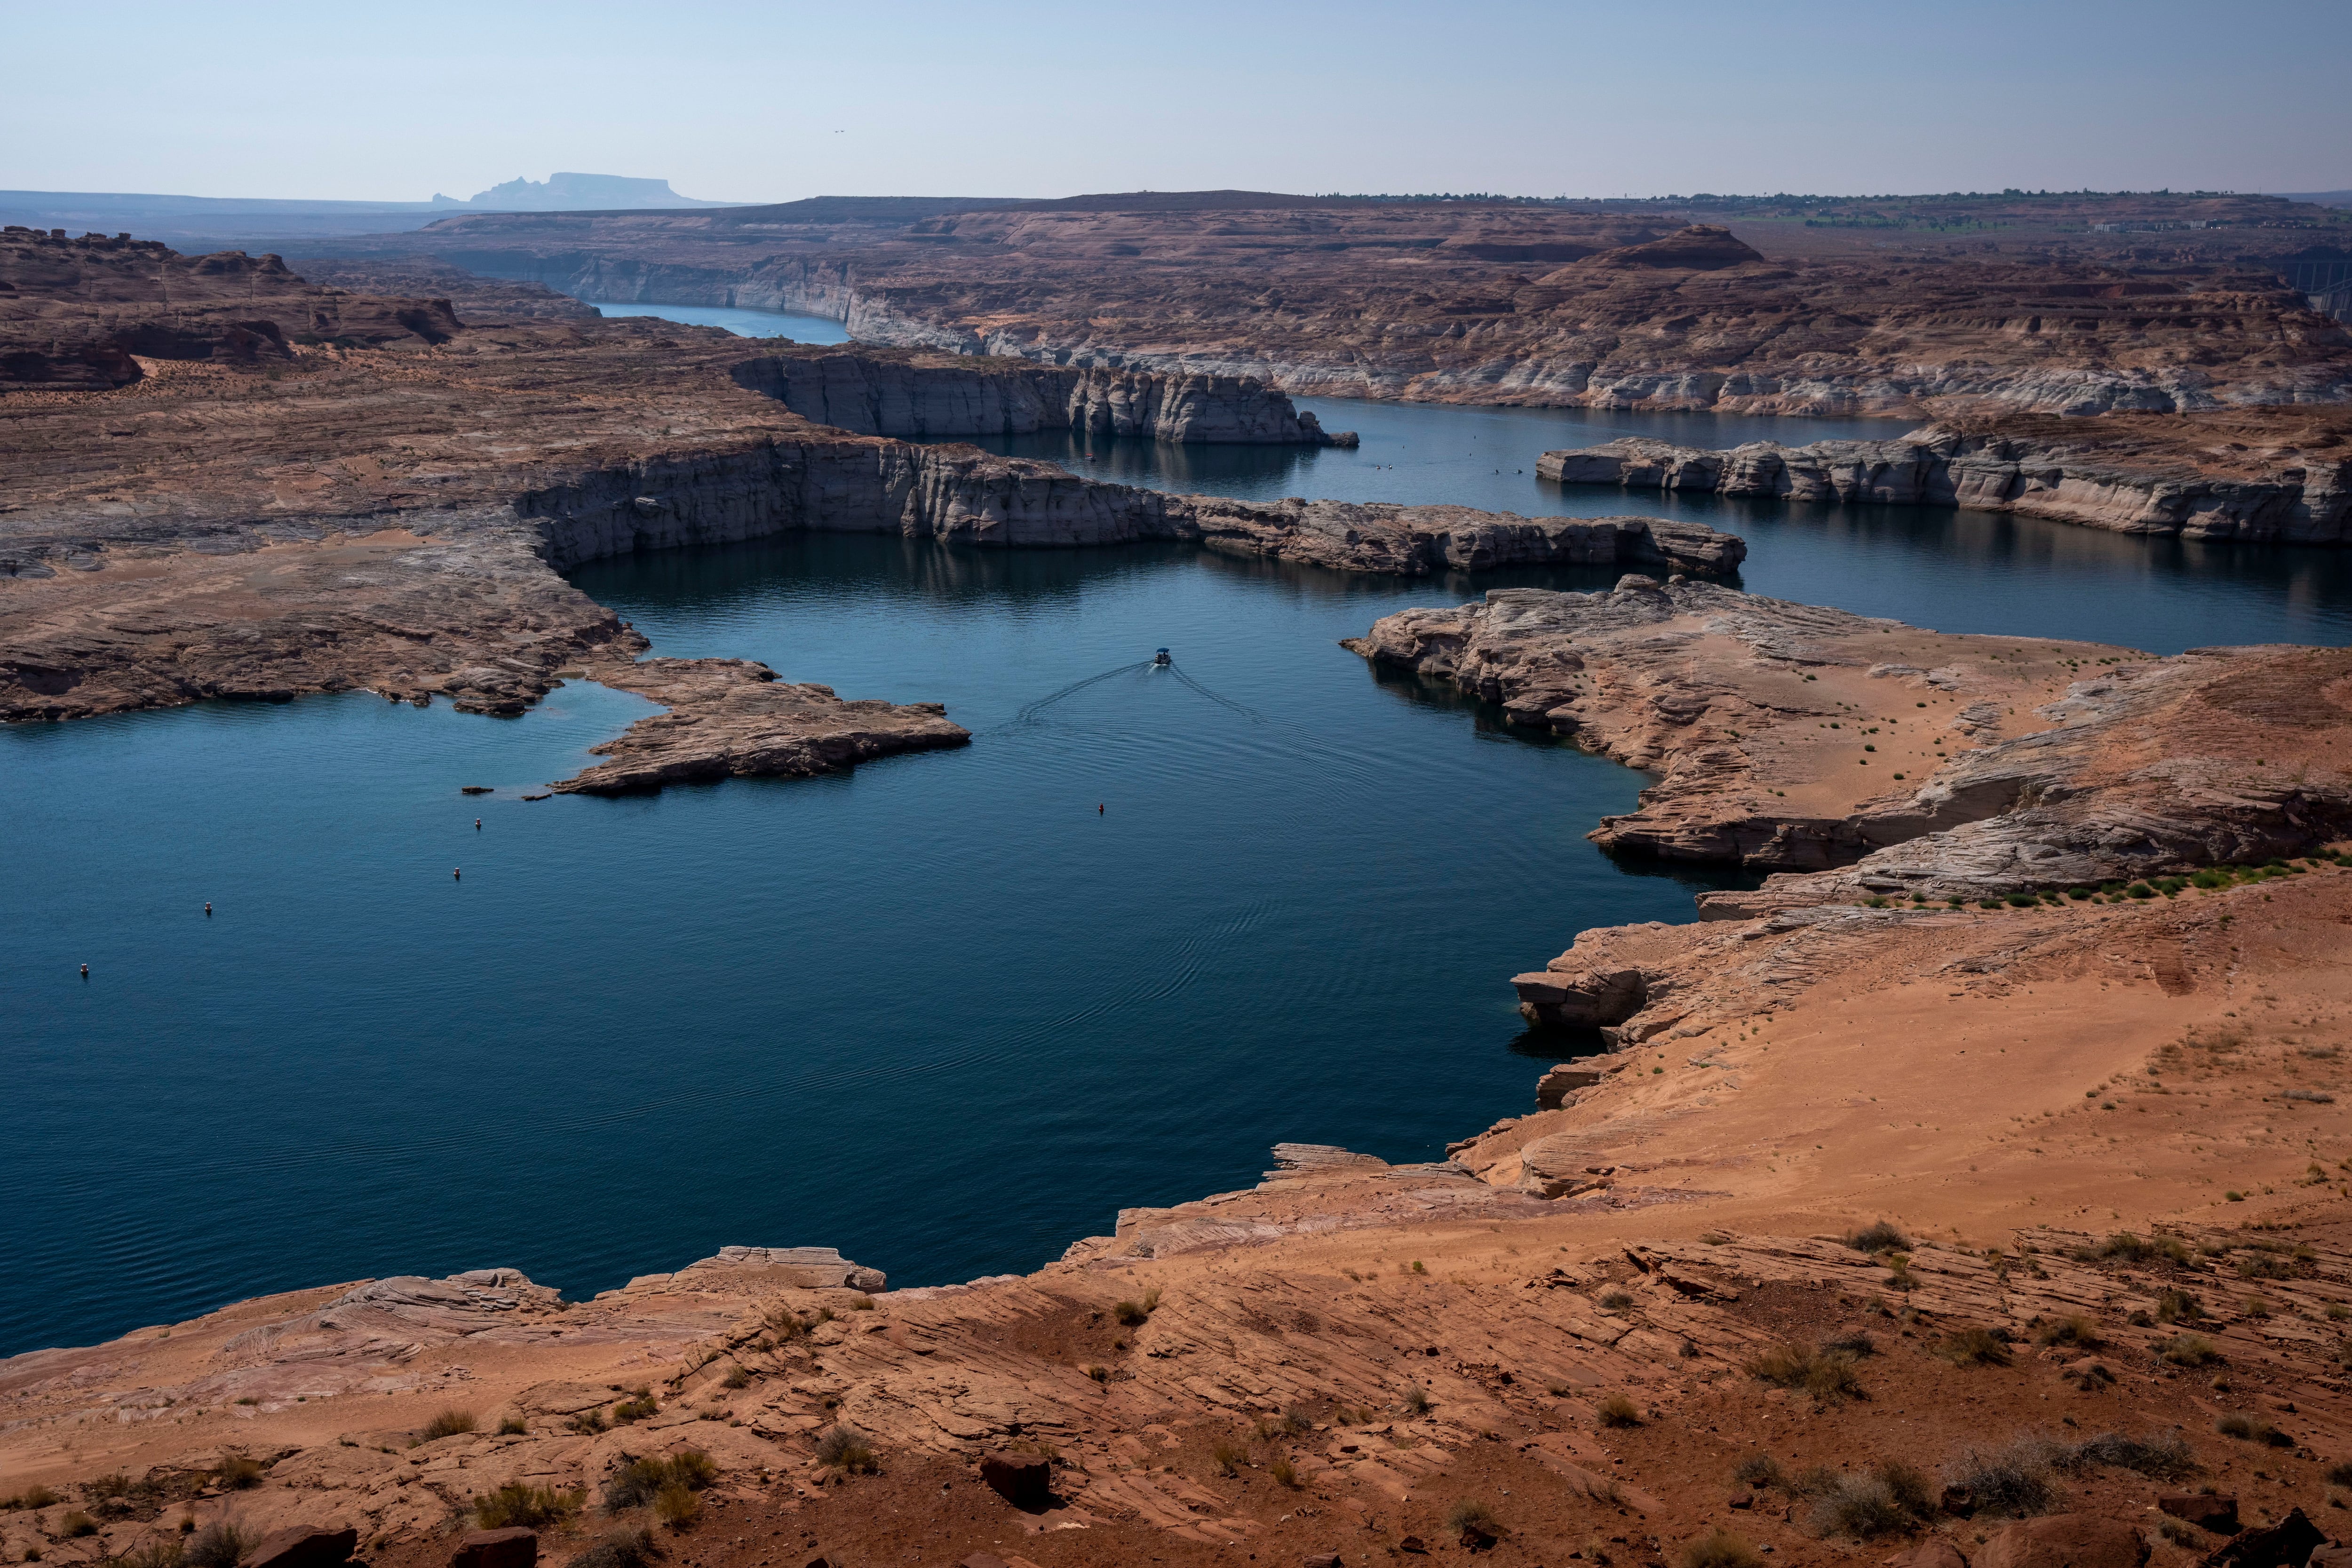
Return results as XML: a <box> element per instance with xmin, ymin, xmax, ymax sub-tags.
<box><xmin>1542</xmin><ymin>428</ymin><xmax>2352</xmax><ymax>544</ymax></box>
<box><xmin>731</xmin><ymin>347</ymin><xmax>1355</xmax><ymax>445</ymax></box>
<box><xmin>1345</xmin><ymin>576</ymin><xmax>2138</xmax><ymax>871</ymax></box>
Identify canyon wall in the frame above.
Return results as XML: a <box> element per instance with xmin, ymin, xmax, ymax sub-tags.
<box><xmin>730</xmin><ymin>350</ymin><xmax>1352</xmax><ymax>445</ymax></box>
<box><xmin>1541</xmin><ymin>431</ymin><xmax>2352</xmax><ymax>544</ymax></box>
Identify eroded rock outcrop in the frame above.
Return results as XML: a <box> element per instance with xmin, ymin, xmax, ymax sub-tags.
<box><xmin>1541</xmin><ymin>425</ymin><xmax>2352</xmax><ymax>544</ymax></box>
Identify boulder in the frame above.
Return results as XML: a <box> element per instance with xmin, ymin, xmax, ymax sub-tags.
<box><xmin>2306</xmin><ymin>1547</ymin><xmax>2352</xmax><ymax>1568</ymax></box>
<box><xmin>2201</xmin><ymin>1508</ymin><xmax>2328</xmax><ymax>1568</ymax></box>
<box><xmin>977</xmin><ymin>1452</ymin><xmax>1052</xmax><ymax>1510</ymax></box>
<box><xmin>1978</xmin><ymin>1515</ymin><xmax>2148</xmax><ymax>1568</ymax></box>
<box><xmin>2159</xmin><ymin>1495</ymin><xmax>2239</xmax><ymax>1534</ymax></box>
<box><xmin>1304</xmin><ymin>1556</ymin><xmax>1345</xmax><ymax>1568</ymax></box>
<box><xmin>958</xmin><ymin>1556</ymin><xmax>1008</xmax><ymax>1568</ymax></box>
<box><xmin>448</xmin><ymin>1528</ymin><xmax>537</xmax><ymax>1568</ymax></box>
<box><xmin>239</xmin><ymin>1527</ymin><xmax>358</xmax><ymax>1568</ymax></box>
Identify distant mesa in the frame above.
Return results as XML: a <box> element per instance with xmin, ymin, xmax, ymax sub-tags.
<box><xmin>431</xmin><ymin>172</ymin><xmax>730</xmax><ymax>212</ymax></box>
<box><xmin>1580</xmin><ymin>223</ymin><xmax>1766</xmax><ymax>271</ymax></box>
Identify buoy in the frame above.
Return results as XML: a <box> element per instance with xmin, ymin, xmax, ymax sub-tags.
<box><xmin>1098</xmin><ymin>803</ymin><xmax>1104</xmax><ymax>815</ymax></box>
<box><xmin>80</xmin><ymin>963</ymin><xmax>88</xmax><ymax>978</ymax></box>
<box><xmin>204</xmin><ymin>902</ymin><xmax>212</xmax><ymax>916</ymax></box>
<box><xmin>475</xmin><ymin>818</ymin><xmax>482</xmax><ymax>831</ymax></box>
<box><xmin>454</xmin><ymin>868</ymin><xmax>461</xmax><ymax>881</ymax></box>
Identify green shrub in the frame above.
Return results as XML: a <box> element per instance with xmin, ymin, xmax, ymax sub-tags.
<box><xmin>612</xmin><ymin>1390</ymin><xmax>658</xmax><ymax>1425</ymax></box>
<box><xmin>421</xmin><ymin>1409</ymin><xmax>477</xmax><ymax>1441</ymax></box>
<box><xmin>604</xmin><ymin>1451</ymin><xmax>718</xmax><ymax>1511</ymax></box>
<box><xmin>569</xmin><ymin>1408</ymin><xmax>609</xmax><ymax>1435</ymax></box>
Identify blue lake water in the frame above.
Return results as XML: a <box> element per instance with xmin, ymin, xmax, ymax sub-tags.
<box><xmin>6</xmin><ymin>299</ymin><xmax>2346</xmax><ymax>1357</ymax></box>
<box><xmin>586</xmin><ymin>300</ymin><xmax>853</xmax><ymax>343</ymax></box>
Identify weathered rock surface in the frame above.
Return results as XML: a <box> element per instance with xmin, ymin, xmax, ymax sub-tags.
<box><xmin>2</xmin><ymin>229</ymin><xmax>464</xmax><ymax>389</ymax></box>
<box><xmin>732</xmin><ymin>346</ymin><xmax>1353</xmax><ymax>445</ymax></box>
<box><xmin>350</xmin><ymin>195</ymin><xmax>2352</xmax><ymax>416</ymax></box>
<box><xmin>551</xmin><ymin>659</ymin><xmax>969</xmax><ymax>795</ymax></box>
<box><xmin>1977</xmin><ymin>1515</ymin><xmax>2148</xmax><ymax>1568</ymax></box>
<box><xmin>1541</xmin><ymin>416</ymin><xmax>2352</xmax><ymax>544</ymax></box>
<box><xmin>1346</xmin><ymin>577</ymin><xmax>2133</xmax><ymax>872</ymax></box>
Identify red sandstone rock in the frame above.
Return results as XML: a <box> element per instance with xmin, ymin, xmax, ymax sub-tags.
<box><xmin>977</xmin><ymin>1452</ymin><xmax>1051</xmax><ymax>1510</ymax></box>
<box><xmin>238</xmin><ymin>1525</ymin><xmax>357</xmax><ymax>1568</ymax></box>
<box><xmin>1977</xmin><ymin>1515</ymin><xmax>2147</xmax><ymax>1568</ymax></box>
<box><xmin>447</xmin><ymin>1528</ymin><xmax>535</xmax><ymax>1568</ymax></box>
<box><xmin>2160</xmin><ymin>1495</ymin><xmax>2240</xmax><ymax>1533</ymax></box>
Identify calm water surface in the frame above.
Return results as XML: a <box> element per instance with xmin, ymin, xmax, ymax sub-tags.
<box><xmin>7</xmin><ymin>303</ymin><xmax>2346</xmax><ymax>1356</ymax></box>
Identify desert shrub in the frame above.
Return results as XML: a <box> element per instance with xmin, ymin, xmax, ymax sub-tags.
<box><xmin>1746</xmin><ymin>1342</ymin><xmax>1862</xmax><ymax>1401</ymax></box>
<box><xmin>496</xmin><ymin>1416</ymin><xmax>528</xmax><ymax>1436</ymax></box>
<box><xmin>2328</xmin><ymin>1460</ymin><xmax>2352</xmax><ymax>1488</ymax></box>
<box><xmin>1846</xmin><ymin>1220</ymin><xmax>1909</xmax><ymax>1252</ymax></box>
<box><xmin>1595</xmin><ymin>1393</ymin><xmax>1642</xmax><ymax>1428</ymax></box>
<box><xmin>720</xmin><ymin>1366</ymin><xmax>749</xmax><ymax>1391</ymax></box>
<box><xmin>1823</xmin><ymin>1330</ymin><xmax>1878</xmax><ymax>1357</ymax></box>
<box><xmin>1945</xmin><ymin>1439</ymin><xmax>2057</xmax><ymax>1518</ymax></box>
<box><xmin>114</xmin><ymin>1543</ymin><xmax>184</xmax><ymax>1568</ymax></box>
<box><xmin>474</xmin><ymin>1482</ymin><xmax>581</xmax><ymax>1529</ymax></box>
<box><xmin>1934</xmin><ymin>1326</ymin><xmax>2012</xmax><ymax>1366</ymax></box>
<box><xmin>1280</xmin><ymin>1405</ymin><xmax>1312</xmax><ymax>1435</ymax></box>
<box><xmin>1401</xmin><ymin>1385</ymin><xmax>1431</xmax><ymax>1415</ymax></box>
<box><xmin>612</xmin><ymin>1390</ymin><xmax>658</xmax><ymax>1425</ymax></box>
<box><xmin>570</xmin><ymin>1528</ymin><xmax>659</xmax><ymax>1568</ymax></box>
<box><xmin>2156</xmin><ymin>1288</ymin><xmax>2204</xmax><ymax>1323</ymax></box>
<box><xmin>1809</xmin><ymin>1462</ymin><xmax>1932</xmax><ymax>1539</ymax></box>
<box><xmin>569</xmin><ymin>1408</ymin><xmax>609</xmax><ymax>1435</ymax></box>
<box><xmin>2217</xmin><ymin>1413</ymin><xmax>2292</xmax><ymax>1448</ymax></box>
<box><xmin>1732</xmin><ymin>1454</ymin><xmax>1786</xmax><ymax>1490</ymax></box>
<box><xmin>1446</xmin><ymin>1499</ymin><xmax>1499</xmax><ymax>1536</ymax></box>
<box><xmin>85</xmin><ymin>1476</ymin><xmax>131</xmax><ymax>1503</ymax></box>
<box><xmin>2034</xmin><ymin>1313</ymin><xmax>2103</xmax><ymax>1349</ymax></box>
<box><xmin>2158</xmin><ymin>1517</ymin><xmax>2203</xmax><ymax>1548</ymax></box>
<box><xmin>2161</xmin><ymin>1333</ymin><xmax>2220</xmax><ymax>1366</ymax></box>
<box><xmin>215</xmin><ymin>1456</ymin><xmax>263</xmax><ymax>1491</ymax></box>
<box><xmin>1599</xmin><ymin>1290</ymin><xmax>1634</xmax><ymax>1311</ymax></box>
<box><xmin>1682</xmin><ymin>1530</ymin><xmax>1762</xmax><ymax>1568</ymax></box>
<box><xmin>653</xmin><ymin>1483</ymin><xmax>699</xmax><ymax>1529</ymax></box>
<box><xmin>2060</xmin><ymin>1431</ymin><xmax>2198</xmax><ymax>1480</ymax></box>
<box><xmin>1268</xmin><ymin>1457</ymin><xmax>1298</xmax><ymax>1489</ymax></box>
<box><xmin>1209</xmin><ymin>1439</ymin><xmax>1245</xmax><ymax>1477</ymax></box>
<box><xmin>812</xmin><ymin>1427</ymin><xmax>875</xmax><ymax>1475</ymax></box>
<box><xmin>180</xmin><ymin>1527</ymin><xmax>246</xmax><ymax>1568</ymax></box>
<box><xmin>60</xmin><ymin>1514</ymin><xmax>97</xmax><ymax>1539</ymax></box>
<box><xmin>4</xmin><ymin>1487</ymin><xmax>60</xmax><ymax>1511</ymax></box>
<box><xmin>1112</xmin><ymin>1299</ymin><xmax>1149</xmax><ymax>1326</ymax></box>
<box><xmin>604</xmin><ymin>1451</ymin><xmax>718</xmax><ymax>1511</ymax></box>
<box><xmin>421</xmin><ymin>1409</ymin><xmax>476</xmax><ymax>1441</ymax></box>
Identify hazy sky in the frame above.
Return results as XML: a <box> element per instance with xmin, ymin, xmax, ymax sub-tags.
<box><xmin>9</xmin><ymin>0</ymin><xmax>2348</xmax><ymax>202</ymax></box>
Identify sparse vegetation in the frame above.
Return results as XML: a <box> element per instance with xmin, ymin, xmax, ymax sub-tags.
<box><xmin>1446</xmin><ymin>1499</ymin><xmax>1499</xmax><ymax>1538</ymax></box>
<box><xmin>214</xmin><ymin>1456</ymin><xmax>263</xmax><ymax>1491</ymax></box>
<box><xmin>720</xmin><ymin>1366</ymin><xmax>750</xmax><ymax>1390</ymax></box>
<box><xmin>496</xmin><ymin>1416</ymin><xmax>529</xmax><ymax>1436</ymax></box>
<box><xmin>1806</xmin><ymin>1461</ymin><xmax>1934</xmax><ymax>1538</ymax></box>
<box><xmin>2</xmin><ymin>1487</ymin><xmax>59</xmax><ymax>1512</ymax></box>
<box><xmin>1835</xmin><ymin>1222</ymin><xmax>1910</xmax><ymax>1260</ymax></box>
<box><xmin>569</xmin><ymin>1408</ymin><xmax>609</xmax><ymax>1435</ymax></box>
<box><xmin>1268</xmin><ymin>1457</ymin><xmax>1298</xmax><ymax>1489</ymax></box>
<box><xmin>1681</xmin><ymin>1531</ymin><xmax>1763</xmax><ymax>1568</ymax></box>
<box><xmin>1945</xmin><ymin>1439</ymin><xmax>2057</xmax><ymax>1518</ymax></box>
<box><xmin>1595</xmin><ymin>1393</ymin><xmax>1642</xmax><ymax>1428</ymax></box>
<box><xmin>2159</xmin><ymin>1517</ymin><xmax>2202</xmax><ymax>1548</ymax></box>
<box><xmin>1933</xmin><ymin>1325</ymin><xmax>2012</xmax><ymax>1366</ymax></box>
<box><xmin>1746</xmin><ymin>1342</ymin><xmax>1862</xmax><ymax>1400</ymax></box>
<box><xmin>1732</xmin><ymin>1454</ymin><xmax>1786</xmax><ymax>1490</ymax></box>
<box><xmin>2217</xmin><ymin>1413</ymin><xmax>2293</xmax><ymax>1448</ymax></box>
<box><xmin>611</xmin><ymin>1389</ymin><xmax>659</xmax><ymax>1424</ymax></box>
<box><xmin>474</xmin><ymin>1483</ymin><xmax>582</xmax><ymax>1530</ymax></box>
<box><xmin>2156</xmin><ymin>1288</ymin><xmax>2205</xmax><ymax>1323</ymax></box>
<box><xmin>1209</xmin><ymin>1439</ymin><xmax>1246</xmax><ymax>1477</ymax></box>
<box><xmin>59</xmin><ymin>1514</ymin><xmax>97</xmax><ymax>1540</ymax></box>
<box><xmin>2034</xmin><ymin>1313</ymin><xmax>2103</xmax><ymax>1349</ymax></box>
<box><xmin>652</xmin><ymin>1483</ymin><xmax>699</xmax><ymax>1529</ymax></box>
<box><xmin>1598</xmin><ymin>1290</ymin><xmax>1634</xmax><ymax>1311</ymax></box>
<box><xmin>812</xmin><ymin>1426</ymin><xmax>876</xmax><ymax>1475</ymax></box>
<box><xmin>604</xmin><ymin>1451</ymin><xmax>718</xmax><ymax>1512</ymax></box>
<box><xmin>1401</xmin><ymin>1385</ymin><xmax>1432</xmax><ymax>1416</ymax></box>
<box><xmin>570</xmin><ymin>1528</ymin><xmax>660</xmax><ymax>1568</ymax></box>
<box><xmin>2161</xmin><ymin>1333</ymin><xmax>2221</xmax><ymax>1367</ymax></box>
<box><xmin>182</xmin><ymin>1528</ymin><xmax>246</xmax><ymax>1568</ymax></box>
<box><xmin>421</xmin><ymin>1409</ymin><xmax>477</xmax><ymax>1441</ymax></box>
<box><xmin>2056</xmin><ymin>1431</ymin><xmax>2198</xmax><ymax>1480</ymax></box>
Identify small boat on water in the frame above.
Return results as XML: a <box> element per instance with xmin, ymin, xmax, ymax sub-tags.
<box><xmin>1152</xmin><ymin>647</ymin><xmax>1171</xmax><ymax>666</ymax></box>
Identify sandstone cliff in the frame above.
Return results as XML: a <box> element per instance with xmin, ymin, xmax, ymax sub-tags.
<box><xmin>1542</xmin><ymin>424</ymin><xmax>2352</xmax><ymax>544</ymax></box>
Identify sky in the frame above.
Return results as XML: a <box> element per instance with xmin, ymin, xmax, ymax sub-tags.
<box><xmin>7</xmin><ymin>0</ymin><xmax>2348</xmax><ymax>203</ymax></box>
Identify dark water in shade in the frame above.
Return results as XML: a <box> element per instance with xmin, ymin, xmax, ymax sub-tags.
<box><xmin>8</xmin><ymin>307</ymin><xmax>2348</xmax><ymax>1357</ymax></box>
